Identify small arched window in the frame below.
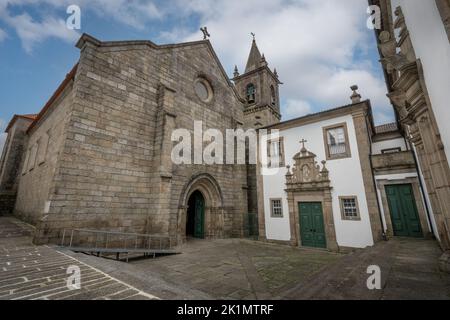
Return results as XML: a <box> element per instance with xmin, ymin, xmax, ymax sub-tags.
<box><xmin>270</xmin><ymin>85</ymin><xmax>276</xmax><ymax>106</ymax></box>
<box><xmin>246</xmin><ymin>84</ymin><xmax>256</xmax><ymax>103</ymax></box>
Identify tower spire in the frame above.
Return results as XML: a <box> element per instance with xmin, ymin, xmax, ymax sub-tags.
<box><xmin>245</xmin><ymin>34</ymin><xmax>262</xmax><ymax>73</ymax></box>
<box><xmin>233</xmin><ymin>65</ymin><xmax>240</xmax><ymax>78</ymax></box>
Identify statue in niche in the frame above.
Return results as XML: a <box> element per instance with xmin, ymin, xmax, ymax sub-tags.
<box><xmin>302</xmin><ymin>165</ymin><xmax>311</xmax><ymax>182</ymax></box>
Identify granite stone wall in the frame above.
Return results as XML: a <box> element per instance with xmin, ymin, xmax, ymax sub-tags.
<box><xmin>15</xmin><ymin>86</ymin><xmax>73</xmax><ymax>224</ymax></box>
<box><xmin>0</xmin><ymin>117</ymin><xmax>34</xmax><ymax>215</ymax></box>
<box><xmin>31</xmin><ymin>39</ymin><xmax>249</xmax><ymax>244</ymax></box>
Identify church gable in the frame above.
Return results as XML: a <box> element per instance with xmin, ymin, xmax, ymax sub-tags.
<box><xmin>159</xmin><ymin>42</ymin><xmax>245</xmax><ymax>126</ymax></box>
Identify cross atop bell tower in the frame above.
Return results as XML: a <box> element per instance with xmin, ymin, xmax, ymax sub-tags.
<box><xmin>233</xmin><ymin>34</ymin><xmax>282</xmax><ymax>129</ymax></box>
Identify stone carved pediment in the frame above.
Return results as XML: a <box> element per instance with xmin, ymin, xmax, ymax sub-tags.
<box><xmin>286</xmin><ymin>142</ymin><xmax>330</xmax><ymax>191</ymax></box>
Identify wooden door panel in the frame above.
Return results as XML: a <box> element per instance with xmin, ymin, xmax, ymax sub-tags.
<box><xmin>299</xmin><ymin>202</ymin><xmax>326</xmax><ymax>249</ymax></box>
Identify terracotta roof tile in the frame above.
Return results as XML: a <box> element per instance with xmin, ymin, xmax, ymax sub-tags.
<box><xmin>374</xmin><ymin>122</ymin><xmax>398</xmax><ymax>134</ymax></box>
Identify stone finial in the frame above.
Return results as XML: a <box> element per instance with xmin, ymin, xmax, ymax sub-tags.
<box><xmin>379</xmin><ymin>30</ymin><xmax>391</xmax><ymax>43</ymax></box>
<box><xmin>394</xmin><ymin>6</ymin><xmax>406</xmax><ymax>31</ymax></box>
<box><xmin>286</xmin><ymin>165</ymin><xmax>292</xmax><ymax>175</ymax></box>
<box><xmin>350</xmin><ymin>85</ymin><xmax>362</xmax><ymax>104</ymax></box>
<box><xmin>378</xmin><ymin>31</ymin><xmax>397</xmax><ymax>74</ymax></box>
<box><xmin>379</xmin><ymin>31</ymin><xmax>396</xmax><ymax>57</ymax></box>
<box><xmin>260</xmin><ymin>54</ymin><xmax>267</xmax><ymax>67</ymax></box>
<box><xmin>394</xmin><ymin>6</ymin><xmax>404</xmax><ymax>19</ymax></box>
<box><xmin>233</xmin><ymin>65</ymin><xmax>240</xmax><ymax>78</ymax></box>
<box><xmin>320</xmin><ymin>160</ymin><xmax>329</xmax><ymax>180</ymax></box>
<box><xmin>274</xmin><ymin>68</ymin><xmax>278</xmax><ymax>78</ymax></box>
<box><xmin>321</xmin><ymin>160</ymin><xmax>328</xmax><ymax>172</ymax></box>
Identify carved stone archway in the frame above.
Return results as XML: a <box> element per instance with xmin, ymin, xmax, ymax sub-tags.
<box><xmin>177</xmin><ymin>173</ymin><xmax>224</xmax><ymax>242</ymax></box>
<box><xmin>285</xmin><ymin>143</ymin><xmax>339</xmax><ymax>252</ymax></box>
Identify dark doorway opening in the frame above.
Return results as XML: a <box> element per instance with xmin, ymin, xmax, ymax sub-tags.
<box><xmin>186</xmin><ymin>190</ymin><xmax>205</xmax><ymax>239</ymax></box>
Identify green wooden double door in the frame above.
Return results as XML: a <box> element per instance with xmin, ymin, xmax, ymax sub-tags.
<box><xmin>385</xmin><ymin>184</ymin><xmax>423</xmax><ymax>238</ymax></box>
<box><xmin>298</xmin><ymin>202</ymin><xmax>327</xmax><ymax>249</ymax></box>
<box><xmin>187</xmin><ymin>191</ymin><xmax>205</xmax><ymax>239</ymax></box>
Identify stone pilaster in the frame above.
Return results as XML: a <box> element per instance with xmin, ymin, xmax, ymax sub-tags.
<box><xmin>147</xmin><ymin>84</ymin><xmax>177</xmax><ymax>237</ymax></box>
<box><xmin>352</xmin><ymin>109</ymin><xmax>384</xmax><ymax>242</ymax></box>
<box><xmin>256</xmin><ymin>133</ymin><xmax>267</xmax><ymax>241</ymax></box>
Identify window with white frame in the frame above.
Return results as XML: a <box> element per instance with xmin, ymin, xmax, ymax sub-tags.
<box><xmin>270</xmin><ymin>199</ymin><xmax>283</xmax><ymax>218</ymax></box>
<box><xmin>323</xmin><ymin>123</ymin><xmax>351</xmax><ymax>160</ymax></box>
<box><xmin>268</xmin><ymin>137</ymin><xmax>285</xmax><ymax>167</ymax></box>
<box><xmin>340</xmin><ymin>196</ymin><xmax>360</xmax><ymax>221</ymax></box>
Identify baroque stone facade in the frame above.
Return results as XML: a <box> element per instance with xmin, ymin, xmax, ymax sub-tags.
<box><xmin>284</xmin><ymin>144</ymin><xmax>339</xmax><ymax>252</ymax></box>
<box><xmin>373</xmin><ymin>0</ymin><xmax>450</xmax><ymax>270</ymax></box>
<box><xmin>0</xmin><ymin>34</ymin><xmax>281</xmax><ymax>244</ymax></box>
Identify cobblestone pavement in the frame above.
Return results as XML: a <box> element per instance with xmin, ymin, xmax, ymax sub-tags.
<box><xmin>280</xmin><ymin>238</ymin><xmax>450</xmax><ymax>300</ymax></box>
<box><xmin>126</xmin><ymin>238</ymin><xmax>450</xmax><ymax>300</ymax></box>
<box><xmin>0</xmin><ymin>217</ymin><xmax>158</xmax><ymax>300</ymax></box>
<box><xmin>130</xmin><ymin>238</ymin><xmax>343</xmax><ymax>300</ymax></box>
<box><xmin>1</xmin><ymin>216</ymin><xmax>449</xmax><ymax>300</ymax></box>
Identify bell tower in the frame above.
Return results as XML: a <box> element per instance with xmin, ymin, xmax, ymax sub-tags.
<box><xmin>233</xmin><ymin>35</ymin><xmax>282</xmax><ymax>129</ymax></box>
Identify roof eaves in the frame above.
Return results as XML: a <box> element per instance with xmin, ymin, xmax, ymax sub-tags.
<box><xmin>260</xmin><ymin>100</ymin><xmax>371</xmax><ymax>130</ymax></box>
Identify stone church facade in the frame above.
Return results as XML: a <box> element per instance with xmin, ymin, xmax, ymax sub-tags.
<box><xmin>0</xmin><ymin>33</ymin><xmax>281</xmax><ymax>244</ymax></box>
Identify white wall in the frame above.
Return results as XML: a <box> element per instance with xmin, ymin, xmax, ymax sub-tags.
<box><xmin>262</xmin><ymin>114</ymin><xmax>374</xmax><ymax>248</ymax></box>
<box><xmin>372</xmin><ymin>137</ymin><xmax>407</xmax><ymax>155</ymax></box>
<box><xmin>391</xmin><ymin>0</ymin><xmax>450</xmax><ymax>162</ymax></box>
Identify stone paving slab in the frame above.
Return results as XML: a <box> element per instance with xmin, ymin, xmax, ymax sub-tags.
<box><xmin>279</xmin><ymin>238</ymin><xmax>450</xmax><ymax>300</ymax></box>
<box><xmin>1</xmin><ymin>216</ymin><xmax>449</xmax><ymax>300</ymax></box>
<box><xmin>129</xmin><ymin>238</ymin><xmax>344</xmax><ymax>300</ymax></box>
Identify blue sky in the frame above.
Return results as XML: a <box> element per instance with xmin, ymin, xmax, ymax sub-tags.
<box><xmin>0</xmin><ymin>0</ymin><xmax>394</xmax><ymax>153</ymax></box>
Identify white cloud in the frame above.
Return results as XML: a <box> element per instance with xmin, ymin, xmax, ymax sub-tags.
<box><xmin>2</xmin><ymin>12</ymin><xmax>79</xmax><ymax>53</ymax></box>
<box><xmin>284</xmin><ymin>99</ymin><xmax>313</xmax><ymax>119</ymax></box>
<box><xmin>0</xmin><ymin>0</ymin><xmax>394</xmax><ymax>124</ymax></box>
<box><xmin>161</xmin><ymin>0</ymin><xmax>393</xmax><ymax>124</ymax></box>
<box><xmin>0</xmin><ymin>0</ymin><xmax>165</xmax><ymax>51</ymax></box>
<box><xmin>0</xmin><ymin>0</ymin><xmax>165</xmax><ymax>30</ymax></box>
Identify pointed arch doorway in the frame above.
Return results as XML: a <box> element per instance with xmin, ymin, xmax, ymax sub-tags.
<box><xmin>178</xmin><ymin>173</ymin><xmax>225</xmax><ymax>242</ymax></box>
<box><xmin>186</xmin><ymin>190</ymin><xmax>205</xmax><ymax>239</ymax></box>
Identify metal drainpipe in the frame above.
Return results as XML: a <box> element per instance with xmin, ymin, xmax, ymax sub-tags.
<box><xmin>410</xmin><ymin>142</ymin><xmax>435</xmax><ymax>237</ymax></box>
<box><xmin>369</xmin><ymin>155</ymin><xmax>388</xmax><ymax>241</ymax></box>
